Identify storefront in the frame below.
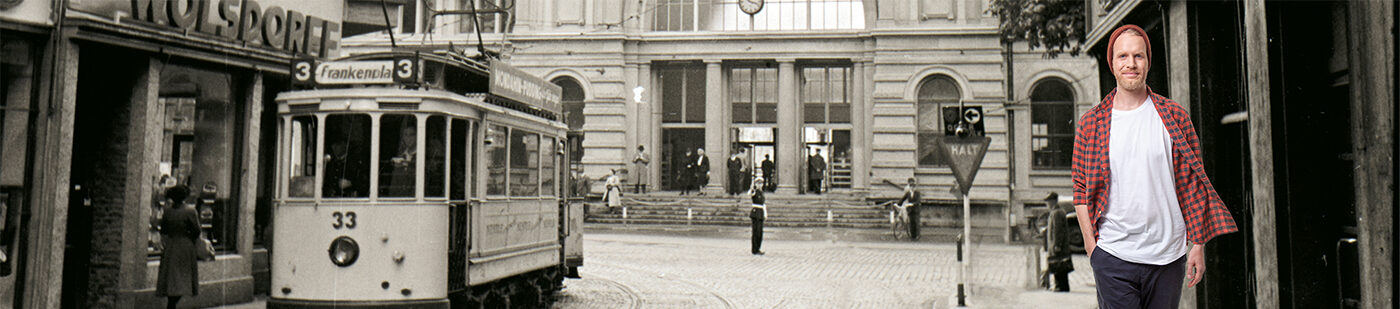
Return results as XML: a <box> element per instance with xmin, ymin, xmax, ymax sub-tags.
<box><xmin>0</xmin><ymin>1</ymin><xmax>343</xmax><ymax>308</ymax></box>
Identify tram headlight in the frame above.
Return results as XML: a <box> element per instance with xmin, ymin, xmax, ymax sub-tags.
<box><xmin>328</xmin><ymin>236</ymin><xmax>360</xmax><ymax>267</ymax></box>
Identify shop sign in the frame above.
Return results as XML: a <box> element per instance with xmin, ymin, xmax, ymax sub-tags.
<box><xmin>68</xmin><ymin>0</ymin><xmax>344</xmax><ymax>59</ymax></box>
<box><xmin>489</xmin><ymin>62</ymin><xmax>562</xmax><ymax>114</ymax></box>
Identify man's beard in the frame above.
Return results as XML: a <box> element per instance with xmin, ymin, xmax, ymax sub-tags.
<box><xmin>1117</xmin><ymin>75</ymin><xmax>1146</xmax><ymax>91</ymax></box>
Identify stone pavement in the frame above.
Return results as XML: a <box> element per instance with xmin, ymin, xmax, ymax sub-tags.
<box><xmin>555</xmin><ymin>224</ymin><xmax>1098</xmax><ymax>308</ymax></box>
<box><xmin>201</xmin><ymin>224</ymin><xmax>1098</xmax><ymax>308</ymax></box>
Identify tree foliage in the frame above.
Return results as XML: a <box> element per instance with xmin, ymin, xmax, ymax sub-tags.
<box><xmin>987</xmin><ymin>0</ymin><xmax>1088</xmax><ymax>58</ymax></box>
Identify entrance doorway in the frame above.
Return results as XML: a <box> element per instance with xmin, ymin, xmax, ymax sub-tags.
<box><xmin>661</xmin><ymin>128</ymin><xmax>705</xmax><ymax>191</ymax></box>
<box><xmin>735</xmin><ymin>127</ymin><xmax>776</xmax><ymax>192</ymax></box>
<box><xmin>62</xmin><ymin>48</ymin><xmax>143</xmax><ymax>309</ymax></box>
<box><xmin>803</xmin><ymin>127</ymin><xmax>851</xmax><ymax>192</ymax></box>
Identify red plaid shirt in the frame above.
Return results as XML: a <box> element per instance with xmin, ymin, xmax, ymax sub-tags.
<box><xmin>1072</xmin><ymin>88</ymin><xmax>1238</xmax><ymax>245</ymax></box>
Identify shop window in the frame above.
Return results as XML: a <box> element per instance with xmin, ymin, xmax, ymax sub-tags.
<box><xmin>323</xmin><ymin>114</ymin><xmax>372</xmax><ymax>198</ymax></box>
<box><xmin>151</xmin><ymin>65</ymin><xmax>247</xmax><ymax>254</ymax></box>
<box><xmin>425</xmin><ymin>116</ymin><xmax>447</xmax><ymax>197</ymax></box>
<box><xmin>1031</xmin><ymin>78</ymin><xmax>1075</xmax><ymax>170</ymax></box>
<box><xmin>731</xmin><ymin>67</ymin><xmax>778</xmax><ymax>124</ymax></box>
<box><xmin>509</xmin><ymin>130</ymin><xmax>540</xmax><ymax>196</ymax></box>
<box><xmin>802</xmin><ymin>65</ymin><xmax>851</xmax><ymax>124</ymax></box>
<box><xmin>659</xmin><ymin>64</ymin><xmax>706</xmax><ymax>123</ymax></box>
<box><xmin>379</xmin><ymin>114</ymin><xmax>418</xmax><ymax>197</ymax></box>
<box><xmin>486</xmin><ymin>125</ymin><xmax>508</xmax><ymax>195</ymax></box>
<box><xmin>916</xmin><ymin>75</ymin><xmax>961</xmax><ymax>167</ymax></box>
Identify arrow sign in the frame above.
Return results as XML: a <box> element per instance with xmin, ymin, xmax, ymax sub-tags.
<box><xmin>938</xmin><ymin>136</ymin><xmax>992</xmax><ymax>195</ymax></box>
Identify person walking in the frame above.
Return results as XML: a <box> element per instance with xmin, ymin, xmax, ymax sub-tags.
<box><xmin>748</xmin><ymin>178</ymin><xmax>767</xmax><ymax>255</ymax></box>
<box><xmin>727</xmin><ymin>151</ymin><xmax>745</xmax><ymax>195</ymax></box>
<box><xmin>632</xmin><ymin>145</ymin><xmax>650</xmax><ymax>193</ymax></box>
<box><xmin>760</xmin><ymin>155</ymin><xmax>775</xmax><ymax>192</ymax></box>
<box><xmin>679</xmin><ymin>150</ymin><xmax>694</xmax><ymax>196</ymax></box>
<box><xmin>1073</xmin><ymin>24</ymin><xmax>1238</xmax><ymax>309</ymax></box>
<box><xmin>156</xmin><ymin>185</ymin><xmax>199</xmax><ymax>309</ymax></box>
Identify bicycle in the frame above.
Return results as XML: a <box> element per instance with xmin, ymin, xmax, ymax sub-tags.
<box><xmin>877</xmin><ymin>200</ymin><xmax>911</xmax><ymax>239</ymax></box>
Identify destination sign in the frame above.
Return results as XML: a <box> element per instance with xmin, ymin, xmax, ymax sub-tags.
<box><xmin>490</xmin><ymin>62</ymin><xmax>563</xmax><ymax>114</ymax></box>
<box><xmin>292</xmin><ymin>57</ymin><xmax>416</xmax><ymax>87</ymax></box>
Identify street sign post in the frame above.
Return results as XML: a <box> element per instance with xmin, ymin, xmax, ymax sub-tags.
<box><xmin>938</xmin><ymin>135</ymin><xmax>991</xmax><ymax>307</ymax></box>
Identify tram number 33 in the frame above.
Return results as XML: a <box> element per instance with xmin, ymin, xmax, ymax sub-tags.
<box><xmin>332</xmin><ymin>211</ymin><xmax>358</xmax><ymax>229</ymax></box>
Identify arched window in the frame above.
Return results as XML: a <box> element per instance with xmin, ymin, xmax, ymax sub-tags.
<box><xmin>916</xmin><ymin>75</ymin><xmax>961</xmax><ymax>167</ymax></box>
<box><xmin>1030</xmin><ymin>78</ymin><xmax>1075</xmax><ymax>169</ymax></box>
<box><xmin>553</xmin><ymin>77</ymin><xmax>585</xmax><ymax>165</ymax></box>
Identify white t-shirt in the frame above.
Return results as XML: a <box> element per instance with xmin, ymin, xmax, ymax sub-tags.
<box><xmin>1097</xmin><ymin>98</ymin><xmax>1189</xmax><ymax>265</ymax></box>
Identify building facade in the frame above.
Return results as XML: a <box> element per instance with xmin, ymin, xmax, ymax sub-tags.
<box><xmin>341</xmin><ymin>0</ymin><xmax>1098</xmax><ymax>231</ymax></box>
<box><xmin>0</xmin><ymin>1</ymin><xmax>345</xmax><ymax>308</ymax></box>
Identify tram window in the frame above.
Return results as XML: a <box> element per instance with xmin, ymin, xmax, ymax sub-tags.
<box><xmin>541</xmin><ymin>137</ymin><xmax>556</xmax><ymax>196</ymax></box>
<box><xmin>510</xmin><ymin>130</ymin><xmax>540</xmax><ymax>196</ymax></box>
<box><xmin>425</xmin><ymin>116</ymin><xmax>447</xmax><ymax>198</ymax></box>
<box><xmin>450</xmin><ymin>119</ymin><xmax>470</xmax><ymax>200</ymax></box>
<box><xmin>379</xmin><ymin>114</ymin><xmax>418</xmax><ymax>197</ymax></box>
<box><xmin>288</xmin><ymin>116</ymin><xmax>317</xmax><ymax>198</ymax></box>
<box><xmin>486</xmin><ymin>125</ymin><xmax>508</xmax><ymax>195</ymax></box>
<box><xmin>323</xmin><ymin>114</ymin><xmax>371</xmax><ymax>198</ymax></box>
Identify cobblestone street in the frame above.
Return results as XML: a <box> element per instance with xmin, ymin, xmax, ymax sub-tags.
<box><xmin>554</xmin><ymin>225</ymin><xmax>1096</xmax><ymax>308</ymax></box>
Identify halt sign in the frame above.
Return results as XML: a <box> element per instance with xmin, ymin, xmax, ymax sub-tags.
<box><xmin>938</xmin><ymin>136</ymin><xmax>992</xmax><ymax>195</ymax></box>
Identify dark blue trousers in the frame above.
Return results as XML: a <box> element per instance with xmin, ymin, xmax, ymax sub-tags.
<box><xmin>1090</xmin><ymin>247</ymin><xmax>1186</xmax><ymax>309</ymax></box>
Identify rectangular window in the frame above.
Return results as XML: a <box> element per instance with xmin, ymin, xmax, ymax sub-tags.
<box><xmin>288</xmin><ymin>116</ymin><xmax>317</xmax><ymax>198</ymax></box>
<box><xmin>457</xmin><ymin>0</ymin><xmax>512</xmax><ymax>34</ymax></box>
<box><xmin>154</xmin><ymin>64</ymin><xmax>246</xmax><ymax>254</ymax></box>
<box><xmin>541</xmin><ymin>137</ymin><xmax>556</xmax><ymax>196</ymax></box>
<box><xmin>801</xmin><ymin>65</ymin><xmax>852</xmax><ymax>124</ymax></box>
<box><xmin>379</xmin><ymin>114</ymin><xmax>418</xmax><ymax>197</ymax></box>
<box><xmin>731</xmin><ymin>67</ymin><xmax>778</xmax><ymax>124</ymax></box>
<box><xmin>425</xmin><ymin>116</ymin><xmax>447</xmax><ymax>197</ymax></box>
<box><xmin>323</xmin><ymin>114</ymin><xmax>372</xmax><ymax>198</ymax></box>
<box><xmin>716</xmin><ymin>0</ymin><xmax>866</xmax><ymax>31</ymax></box>
<box><xmin>509</xmin><ymin>130</ymin><xmax>539</xmax><ymax>196</ymax></box>
<box><xmin>1032</xmin><ymin>104</ymin><xmax>1075</xmax><ymax>169</ymax></box>
<box><xmin>486</xmin><ymin>125</ymin><xmax>508</xmax><ymax>195</ymax></box>
<box><xmin>653</xmin><ymin>0</ymin><xmax>714</xmax><ymax>31</ymax></box>
<box><xmin>450</xmin><ymin>119</ymin><xmax>470</xmax><ymax>200</ymax></box>
<box><xmin>659</xmin><ymin>65</ymin><xmax>707</xmax><ymax>124</ymax></box>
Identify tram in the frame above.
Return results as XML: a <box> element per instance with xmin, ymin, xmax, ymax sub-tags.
<box><xmin>267</xmin><ymin>51</ymin><xmax>583</xmax><ymax>308</ymax></box>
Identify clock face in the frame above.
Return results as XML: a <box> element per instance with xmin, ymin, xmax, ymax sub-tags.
<box><xmin>739</xmin><ymin>0</ymin><xmax>764</xmax><ymax>15</ymax></box>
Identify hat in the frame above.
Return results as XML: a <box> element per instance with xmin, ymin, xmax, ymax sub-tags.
<box><xmin>1106</xmin><ymin>24</ymin><xmax>1151</xmax><ymax>66</ymax></box>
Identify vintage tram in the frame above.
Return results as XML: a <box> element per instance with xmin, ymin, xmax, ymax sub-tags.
<box><xmin>268</xmin><ymin>51</ymin><xmax>583</xmax><ymax>308</ymax></box>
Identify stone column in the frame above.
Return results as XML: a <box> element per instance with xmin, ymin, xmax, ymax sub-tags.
<box><xmin>638</xmin><ymin>63</ymin><xmax>656</xmax><ymax>188</ymax></box>
<box><xmin>851</xmin><ymin>62</ymin><xmax>868</xmax><ymax>191</ymax></box>
<box><xmin>116</xmin><ymin>55</ymin><xmax>162</xmax><ymax>308</ymax></box>
<box><xmin>624</xmin><ymin>63</ymin><xmax>640</xmax><ymax>175</ymax></box>
<box><xmin>776</xmin><ymin>59</ymin><xmax>799</xmax><ymax>194</ymax></box>
<box><xmin>703</xmin><ymin>60</ymin><xmax>725</xmax><ymax>194</ymax></box>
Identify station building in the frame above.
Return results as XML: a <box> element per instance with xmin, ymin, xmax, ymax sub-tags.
<box><xmin>0</xmin><ymin>1</ymin><xmax>344</xmax><ymax>307</ymax></box>
<box><xmin>340</xmin><ymin>0</ymin><xmax>1099</xmax><ymax>229</ymax></box>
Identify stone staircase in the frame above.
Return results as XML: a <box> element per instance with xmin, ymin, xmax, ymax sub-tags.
<box><xmin>584</xmin><ymin>191</ymin><xmax>899</xmax><ymax>228</ymax></box>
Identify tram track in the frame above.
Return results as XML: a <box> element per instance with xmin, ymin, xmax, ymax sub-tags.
<box><xmin>577</xmin><ymin>273</ymin><xmax>642</xmax><ymax>309</ymax></box>
<box><xmin>588</xmin><ymin>260</ymin><xmax>737</xmax><ymax>309</ymax></box>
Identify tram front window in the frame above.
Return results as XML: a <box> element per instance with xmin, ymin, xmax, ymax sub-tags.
<box><xmin>288</xmin><ymin>116</ymin><xmax>317</xmax><ymax>198</ymax></box>
<box><xmin>380</xmin><ymin>115</ymin><xmax>418</xmax><ymax>197</ymax></box>
<box><xmin>323</xmin><ymin>114</ymin><xmax>371</xmax><ymax>198</ymax></box>
<box><xmin>486</xmin><ymin>125</ymin><xmax>508</xmax><ymax>195</ymax></box>
<box><xmin>425</xmin><ymin>116</ymin><xmax>447</xmax><ymax>198</ymax></box>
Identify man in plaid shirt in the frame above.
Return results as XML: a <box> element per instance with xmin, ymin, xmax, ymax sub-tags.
<box><xmin>1072</xmin><ymin>24</ymin><xmax>1238</xmax><ymax>308</ymax></box>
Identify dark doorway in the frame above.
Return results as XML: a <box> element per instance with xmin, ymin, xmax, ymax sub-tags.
<box><xmin>1187</xmin><ymin>1</ymin><xmax>1255</xmax><ymax>307</ymax></box>
<box><xmin>1268</xmin><ymin>1</ymin><xmax>1358</xmax><ymax>308</ymax></box>
<box><xmin>661</xmin><ymin>128</ymin><xmax>704</xmax><ymax>191</ymax></box>
<box><xmin>62</xmin><ymin>46</ymin><xmax>142</xmax><ymax>309</ymax></box>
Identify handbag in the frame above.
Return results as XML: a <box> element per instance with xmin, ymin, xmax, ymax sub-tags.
<box><xmin>197</xmin><ymin>234</ymin><xmax>216</xmax><ymax>261</ymax></box>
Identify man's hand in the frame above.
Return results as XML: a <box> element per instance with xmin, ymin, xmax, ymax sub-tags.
<box><xmin>1186</xmin><ymin>244</ymin><xmax>1206</xmax><ymax>287</ymax></box>
<box><xmin>1072</xmin><ymin>204</ymin><xmax>1097</xmax><ymax>258</ymax></box>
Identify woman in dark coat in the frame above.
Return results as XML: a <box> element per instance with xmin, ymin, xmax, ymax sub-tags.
<box><xmin>157</xmin><ymin>185</ymin><xmax>200</xmax><ymax>309</ymax></box>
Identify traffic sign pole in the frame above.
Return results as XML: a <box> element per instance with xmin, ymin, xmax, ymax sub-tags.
<box><xmin>938</xmin><ymin>135</ymin><xmax>990</xmax><ymax>307</ymax></box>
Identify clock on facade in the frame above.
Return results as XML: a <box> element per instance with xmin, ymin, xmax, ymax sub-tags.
<box><xmin>739</xmin><ymin>0</ymin><xmax>764</xmax><ymax>15</ymax></box>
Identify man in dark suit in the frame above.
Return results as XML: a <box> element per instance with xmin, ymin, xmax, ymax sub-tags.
<box><xmin>807</xmin><ymin>149</ymin><xmax>826</xmax><ymax>194</ymax></box>
<box><xmin>693</xmin><ymin>148</ymin><xmax>710</xmax><ymax>195</ymax></box>
<box><xmin>760</xmin><ymin>155</ymin><xmax>775</xmax><ymax>192</ymax></box>
<box><xmin>727</xmin><ymin>152</ymin><xmax>745</xmax><ymax>195</ymax></box>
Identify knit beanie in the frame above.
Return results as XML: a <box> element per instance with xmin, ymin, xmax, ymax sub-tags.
<box><xmin>1106</xmin><ymin>24</ymin><xmax>1151</xmax><ymax>66</ymax></box>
